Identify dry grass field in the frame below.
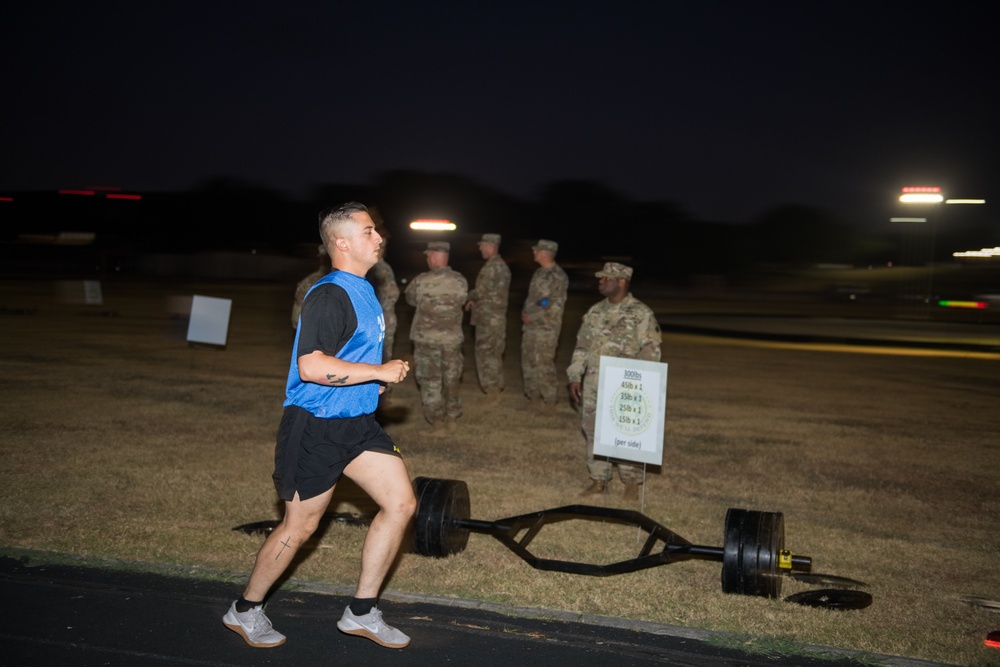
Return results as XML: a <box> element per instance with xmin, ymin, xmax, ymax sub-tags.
<box><xmin>1</xmin><ymin>275</ymin><xmax>998</xmax><ymax>666</ymax></box>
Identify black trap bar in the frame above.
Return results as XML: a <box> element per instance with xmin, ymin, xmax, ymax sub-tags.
<box><xmin>412</xmin><ymin>477</ymin><xmax>813</xmax><ymax>597</ymax></box>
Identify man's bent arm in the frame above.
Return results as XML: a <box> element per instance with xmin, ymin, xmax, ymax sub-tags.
<box><xmin>298</xmin><ymin>350</ymin><xmax>409</xmax><ymax>386</ymax></box>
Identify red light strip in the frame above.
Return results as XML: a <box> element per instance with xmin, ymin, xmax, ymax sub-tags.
<box><xmin>105</xmin><ymin>193</ymin><xmax>142</xmax><ymax>200</ymax></box>
<box><xmin>0</xmin><ymin>197</ymin><xmax>13</xmax><ymax>202</ymax></box>
<box><xmin>58</xmin><ymin>189</ymin><xmax>96</xmax><ymax>196</ymax></box>
<box><xmin>901</xmin><ymin>186</ymin><xmax>941</xmax><ymax>193</ymax></box>
<box><xmin>938</xmin><ymin>300</ymin><xmax>988</xmax><ymax>310</ymax></box>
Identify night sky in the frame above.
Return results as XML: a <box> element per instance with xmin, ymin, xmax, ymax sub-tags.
<box><xmin>3</xmin><ymin>1</ymin><xmax>996</xmax><ymax>226</ymax></box>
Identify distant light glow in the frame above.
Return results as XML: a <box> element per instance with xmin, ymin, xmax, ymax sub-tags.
<box><xmin>899</xmin><ymin>193</ymin><xmax>944</xmax><ymax>203</ymax></box>
<box><xmin>106</xmin><ymin>193</ymin><xmax>142</xmax><ymax>200</ymax></box>
<box><xmin>56</xmin><ymin>231</ymin><xmax>96</xmax><ymax>245</ymax></box>
<box><xmin>938</xmin><ymin>300</ymin><xmax>988</xmax><ymax>310</ymax></box>
<box><xmin>0</xmin><ymin>197</ymin><xmax>13</xmax><ymax>202</ymax></box>
<box><xmin>945</xmin><ymin>198</ymin><xmax>986</xmax><ymax>204</ymax></box>
<box><xmin>410</xmin><ymin>219</ymin><xmax>456</xmax><ymax>231</ymax></box>
<box><xmin>58</xmin><ymin>189</ymin><xmax>95</xmax><ymax>196</ymax></box>
<box><xmin>890</xmin><ymin>217</ymin><xmax>927</xmax><ymax>223</ymax></box>
<box><xmin>901</xmin><ymin>186</ymin><xmax>941</xmax><ymax>193</ymax></box>
<box><xmin>953</xmin><ymin>247</ymin><xmax>1000</xmax><ymax>258</ymax></box>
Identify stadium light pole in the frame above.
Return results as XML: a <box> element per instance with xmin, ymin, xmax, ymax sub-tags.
<box><xmin>896</xmin><ymin>187</ymin><xmax>988</xmax><ymax>301</ymax></box>
<box><xmin>897</xmin><ymin>187</ymin><xmax>944</xmax><ymax>307</ymax></box>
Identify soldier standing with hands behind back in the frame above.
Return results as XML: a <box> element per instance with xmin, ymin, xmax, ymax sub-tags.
<box><xmin>567</xmin><ymin>262</ymin><xmax>661</xmax><ymax>501</ymax></box>
<box><xmin>405</xmin><ymin>241</ymin><xmax>469</xmax><ymax>435</ymax></box>
<box><xmin>465</xmin><ymin>233</ymin><xmax>511</xmax><ymax>401</ymax></box>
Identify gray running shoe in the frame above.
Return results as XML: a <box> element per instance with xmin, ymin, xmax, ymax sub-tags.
<box><xmin>337</xmin><ymin>605</ymin><xmax>410</xmax><ymax>648</ymax></box>
<box><xmin>222</xmin><ymin>601</ymin><xmax>287</xmax><ymax>648</ymax></box>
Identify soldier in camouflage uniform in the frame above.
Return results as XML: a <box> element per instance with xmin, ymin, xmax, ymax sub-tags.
<box><xmin>567</xmin><ymin>262</ymin><xmax>661</xmax><ymax>501</ymax></box>
<box><xmin>368</xmin><ymin>239</ymin><xmax>399</xmax><ymax>362</ymax></box>
<box><xmin>521</xmin><ymin>239</ymin><xmax>569</xmax><ymax>406</ymax></box>
<box><xmin>464</xmin><ymin>233</ymin><xmax>511</xmax><ymax>400</ymax></box>
<box><xmin>291</xmin><ymin>245</ymin><xmax>330</xmax><ymax>330</ymax></box>
<box><xmin>405</xmin><ymin>241</ymin><xmax>469</xmax><ymax>434</ymax></box>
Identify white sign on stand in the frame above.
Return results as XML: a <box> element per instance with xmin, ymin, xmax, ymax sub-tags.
<box><xmin>593</xmin><ymin>356</ymin><xmax>668</xmax><ymax>466</ymax></box>
<box><xmin>83</xmin><ymin>281</ymin><xmax>103</xmax><ymax>305</ymax></box>
<box><xmin>186</xmin><ymin>295</ymin><xmax>232</xmax><ymax>347</ymax></box>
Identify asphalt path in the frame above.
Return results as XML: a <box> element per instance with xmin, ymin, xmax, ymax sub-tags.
<box><xmin>0</xmin><ymin>554</ymin><xmax>942</xmax><ymax>667</ymax></box>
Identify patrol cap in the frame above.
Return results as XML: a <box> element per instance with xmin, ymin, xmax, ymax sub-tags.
<box><xmin>595</xmin><ymin>261</ymin><xmax>633</xmax><ymax>281</ymax></box>
<box><xmin>532</xmin><ymin>239</ymin><xmax>558</xmax><ymax>254</ymax></box>
<box><xmin>479</xmin><ymin>233</ymin><xmax>501</xmax><ymax>245</ymax></box>
<box><xmin>424</xmin><ymin>241</ymin><xmax>450</xmax><ymax>253</ymax></box>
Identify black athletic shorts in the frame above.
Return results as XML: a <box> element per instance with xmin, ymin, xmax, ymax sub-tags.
<box><xmin>272</xmin><ymin>405</ymin><xmax>401</xmax><ymax>501</ymax></box>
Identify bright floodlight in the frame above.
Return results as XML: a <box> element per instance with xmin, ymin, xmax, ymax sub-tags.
<box><xmin>945</xmin><ymin>199</ymin><xmax>986</xmax><ymax>204</ymax></box>
<box><xmin>953</xmin><ymin>247</ymin><xmax>1000</xmax><ymax>258</ymax></box>
<box><xmin>899</xmin><ymin>193</ymin><xmax>944</xmax><ymax>203</ymax></box>
<box><xmin>410</xmin><ymin>219</ymin><xmax>456</xmax><ymax>231</ymax></box>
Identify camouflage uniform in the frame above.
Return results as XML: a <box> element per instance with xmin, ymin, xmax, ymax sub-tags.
<box><xmin>468</xmin><ymin>236</ymin><xmax>511</xmax><ymax>394</ymax></box>
<box><xmin>291</xmin><ymin>245</ymin><xmax>329</xmax><ymax>329</ymax></box>
<box><xmin>368</xmin><ymin>259</ymin><xmax>399</xmax><ymax>361</ymax></box>
<box><xmin>405</xmin><ymin>243</ymin><xmax>469</xmax><ymax>426</ymax></box>
<box><xmin>292</xmin><ymin>269</ymin><xmax>325</xmax><ymax>329</ymax></box>
<box><xmin>566</xmin><ymin>265</ymin><xmax>661</xmax><ymax>484</ymax></box>
<box><xmin>521</xmin><ymin>241</ymin><xmax>568</xmax><ymax>404</ymax></box>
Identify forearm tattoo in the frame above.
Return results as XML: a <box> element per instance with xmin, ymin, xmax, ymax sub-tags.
<box><xmin>325</xmin><ymin>373</ymin><xmax>348</xmax><ymax>385</ymax></box>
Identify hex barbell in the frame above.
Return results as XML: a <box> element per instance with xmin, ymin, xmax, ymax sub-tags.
<box><xmin>412</xmin><ymin>477</ymin><xmax>814</xmax><ymax>598</ymax></box>
<box><xmin>233</xmin><ymin>476</ymin><xmax>869</xmax><ymax>603</ymax></box>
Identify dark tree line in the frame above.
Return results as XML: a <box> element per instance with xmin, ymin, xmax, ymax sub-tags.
<box><xmin>4</xmin><ymin>171</ymin><xmax>992</xmax><ymax>283</ymax></box>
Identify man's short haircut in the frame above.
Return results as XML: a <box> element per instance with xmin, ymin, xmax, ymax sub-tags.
<box><xmin>318</xmin><ymin>201</ymin><xmax>369</xmax><ymax>247</ymax></box>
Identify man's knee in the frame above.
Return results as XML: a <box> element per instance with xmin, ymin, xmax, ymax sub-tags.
<box><xmin>379</xmin><ymin>490</ymin><xmax>417</xmax><ymax>524</ymax></box>
<box><xmin>402</xmin><ymin>494</ymin><xmax>417</xmax><ymax>520</ymax></box>
<box><xmin>279</xmin><ymin>513</ymin><xmax>323</xmax><ymax>542</ymax></box>
<box><xmin>281</xmin><ymin>491</ymin><xmax>334</xmax><ymax>537</ymax></box>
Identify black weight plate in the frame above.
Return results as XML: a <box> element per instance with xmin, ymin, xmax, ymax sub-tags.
<box><xmin>785</xmin><ymin>588</ymin><xmax>873</xmax><ymax>610</ymax></box>
<box><xmin>232</xmin><ymin>519</ymin><xmax>280</xmax><ymax>535</ymax></box>
<box><xmin>414</xmin><ymin>477</ymin><xmax>446</xmax><ymax>557</ymax></box>
<box><xmin>413</xmin><ymin>477</ymin><xmax>470</xmax><ymax>557</ymax></box>
<box><xmin>739</xmin><ymin>510</ymin><xmax>764</xmax><ymax>596</ymax></box>
<box><xmin>722</xmin><ymin>508</ymin><xmax>785</xmax><ymax>597</ymax></box>
<box><xmin>721</xmin><ymin>508</ymin><xmax>747</xmax><ymax>594</ymax></box>
<box><xmin>752</xmin><ymin>511</ymin><xmax>784</xmax><ymax>598</ymax></box>
<box><xmin>439</xmin><ymin>478</ymin><xmax>471</xmax><ymax>555</ymax></box>
<box><xmin>788</xmin><ymin>572</ymin><xmax>869</xmax><ymax>588</ymax></box>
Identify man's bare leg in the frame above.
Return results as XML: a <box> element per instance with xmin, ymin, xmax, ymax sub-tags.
<box><xmin>334</xmin><ymin>451</ymin><xmax>415</xmax><ymax>648</ymax></box>
<box><xmin>242</xmin><ymin>487</ymin><xmax>335</xmax><ymax>602</ymax></box>
<box><xmin>342</xmin><ymin>451</ymin><xmax>416</xmax><ymax>598</ymax></box>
